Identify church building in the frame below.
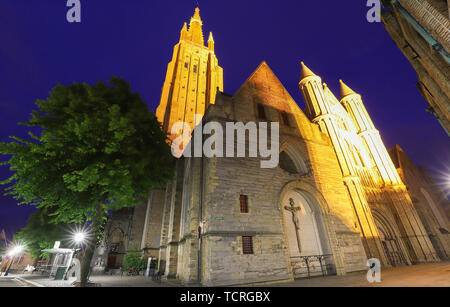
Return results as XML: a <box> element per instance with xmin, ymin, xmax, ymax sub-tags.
<box><xmin>94</xmin><ymin>8</ymin><xmax>450</xmax><ymax>286</ymax></box>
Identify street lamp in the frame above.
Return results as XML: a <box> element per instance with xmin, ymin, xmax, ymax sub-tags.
<box><xmin>2</xmin><ymin>243</ymin><xmax>24</xmax><ymax>276</ymax></box>
<box><xmin>65</xmin><ymin>231</ymin><xmax>87</xmax><ymax>281</ymax></box>
<box><xmin>7</xmin><ymin>244</ymin><xmax>23</xmax><ymax>257</ymax></box>
<box><xmin>73</xmin><ymin>232</ymin><xmax>86</xmax><ymax>245</ymax></box>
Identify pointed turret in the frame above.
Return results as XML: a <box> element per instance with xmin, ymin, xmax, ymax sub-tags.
<box><xmin>298</xmin><ymin>61</ymin><xmax>332</xmax><ymax>120</ymax></box>
<box><xmin>208</xmin><ymin>32</ymin><xmax>215</xmax><ymax>51</ymax></box>
<box><xmin>300</xmin><ymin>61</ymin><xmax>316</xmax><ymax>80</ymax></box>
<box><xmin>180</xmin><ymin>22</ymin><xmax>188</xmax><ymax>40</ymax></box>
<box><xmin>339</xmin><ymin>79</ymin><xmax>358</xmax><ymax>99</ymax></box>
<box><xmin>191</xmin><ymin>7</ymin><xmax>202</xmax><ymax>24</ymax></box>
<box><xmin>189</xmin><ymin>7</ymin><xmax>204</xmax><ymax>45</ymax></box>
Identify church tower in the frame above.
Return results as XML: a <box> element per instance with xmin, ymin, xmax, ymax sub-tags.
<box><xmin>339</xmin><ymin>80</ymin><xmax>402</xmax><ymax>186</ymax></box>
<box><xmin>298</xmin><ymin>62</ymin><xmax>389</xmax><ymax>265</ymax></box>
<box><xmin>155</xmin><ymin>7</ymin><xmax>223</xmax><ymax>140</ymax></box>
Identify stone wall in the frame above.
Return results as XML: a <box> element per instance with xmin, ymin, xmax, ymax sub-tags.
<box><xmin>389</xmin><ymin>145</ymin><xmax>450</xmax><ymax>259</ymax></box>
<box><xmin>172</xmin><ymin>62</ymin><xmax>369</xmax><ymax>285</ymax></box>
<box><xmin>382</xmin><ymin>1</ymin><xmax>450</xmax><ymax>133</ymax></box>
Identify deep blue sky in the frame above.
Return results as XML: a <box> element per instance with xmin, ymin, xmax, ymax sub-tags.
<box><xmin>1</xmin><ymin>1</ymin><xmax>449</xmax><ymax>240</ymax></box>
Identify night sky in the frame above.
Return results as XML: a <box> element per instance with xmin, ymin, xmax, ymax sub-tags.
<box><xmin>1</xmin><ymin>1</ymin><xmax>449</xmax><ymax>240</ymax></box>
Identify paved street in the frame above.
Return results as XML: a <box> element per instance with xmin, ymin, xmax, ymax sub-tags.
<box><xmin>270</xmin><ymin>261</ymin><xmax>450</xmax><ymax>287</ymax></box>
<box><xmin>0</xmin><ymin>277</ymin><xmax>34</xmax><ymax>287</ymax></box>
<box><xmin>4</xmin><ymin>262</ymin><xmax>450</xmax><ymax>287</ymax></box>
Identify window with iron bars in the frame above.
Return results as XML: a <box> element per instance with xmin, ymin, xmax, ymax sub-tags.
<box><xmin>242</xmin><ymin>236</ymin><xmax>254</xmax><ymax>254</ymax></box>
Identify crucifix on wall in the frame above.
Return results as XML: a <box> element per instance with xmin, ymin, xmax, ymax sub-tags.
<box><xmin>284</xmin><ymin>198</ymin><xmax>302</xmax><ymax>253</ymax></box>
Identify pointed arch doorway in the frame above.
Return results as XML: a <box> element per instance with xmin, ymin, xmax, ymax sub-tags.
<box><xmin>372</xmin><ymin>210</ymin><xmax>409</xmax><ymax>267</ymax></box>
<box><xmin>281</xmin><ymin>189</ymin><xmax>334</xmax><ymax>279</ymax></box>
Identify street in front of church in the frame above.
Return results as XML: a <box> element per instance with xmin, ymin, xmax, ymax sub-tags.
<box><xmin>3</xmin><ymin>262</ymin><xmax>449</xmax><ymax>287</ymax></box>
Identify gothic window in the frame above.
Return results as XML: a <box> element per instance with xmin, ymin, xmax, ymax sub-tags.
<box><xmin>184</xmin><ymin>62</ymin><xmax>189</xmax><ymax>68</ymax></box>
<box><xmin>242</xmin><ymin>236</ymin><xmax>254</xmax><ymax>254</ymax></box>
<box><xmin>257</xmin><ymin>104</ymin><xmax>267</xmax><ymax>120</ymax></box>
<box><xmin>110</xmin><ymin>243</ymin><xmax>120</xmax><ymax>253</ymax></box>
<box><xmin>279</xmin><ymin>151</ymin><xmax>298</xmax><ymax>174</ymax></box>
<box><xmin>281</xmin><ymin>111</ymin><xmax>290</xmax><ymax>126</ymax></box>
<box><xmin>193</xmin><ymin>65</ymin><xmax>198</xmax><ymax>73</ymax></box>
<box><xmin>240</xmin><ymin>195</ymin><xmax>249</xmax><ymax>213</ymax></box>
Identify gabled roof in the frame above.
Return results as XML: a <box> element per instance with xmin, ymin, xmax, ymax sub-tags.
<box><xmin>234</xmin><ymin>61</ymin><xmax>295</xmax><ymax>105</ymax></box>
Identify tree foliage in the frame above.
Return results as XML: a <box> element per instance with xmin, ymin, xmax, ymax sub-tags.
<box><xmin>0</xmin><ymin>77</ymin><xmax>175</xmax><ymax>284</ymax></box>
<box><xmin>15</xmin><ymin>208</ymin><xmax>67</xmax><ymax>260</ymax></box>
<box><xmin>0</xmin><ymin>76</ymin><xmax>174</xmax><ymax>221</ymax></box>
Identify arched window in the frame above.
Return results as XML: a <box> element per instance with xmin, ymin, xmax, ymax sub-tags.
<box><xmin>279</xmin><ymin>151</ymin><xmax>298</xmax><ymax>174</ymax></box>
<box><xmin>279</xmin><ymin>142</ymin><xmax>309</xmax><ymax>175</ymax></box>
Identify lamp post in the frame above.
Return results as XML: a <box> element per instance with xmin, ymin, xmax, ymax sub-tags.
<box><xmin>64</xmin><ymin>231</ymin><xmax>87</xmax><ymax>280</ymax></box>
<box><xmin>3</xmin><ymin>244</ymin><xmax>23</xmax><ymax>276</ymax></box>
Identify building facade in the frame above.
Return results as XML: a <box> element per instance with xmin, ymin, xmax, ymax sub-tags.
<box><xmin>388</xmin><ymin>145</ymin><xmax>450</xmax><ymax>260</ymax></box>
<box><xmin>96</xmin><ymin>7</ymin><xmax>449</xmax><ymax>285</ymax></box>
<box><xmin>381</xmin><ymin>0</ymin><xmax>450</xmax><ymax>136</ymax></box>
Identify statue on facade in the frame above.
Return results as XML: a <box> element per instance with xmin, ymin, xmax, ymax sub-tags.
<box><xmin>284</xmin><ymin>198</ymin><xmax>302</xmax><ymax>253</ymax></box>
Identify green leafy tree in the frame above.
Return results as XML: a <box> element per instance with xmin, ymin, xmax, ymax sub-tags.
<box><xmin>15</xmin><ymin>208</ymin><xmax>68</xmax><ymax>264</ymax></box>
<box><xmin>0</xmin><ymin>77</ymin><xmax>174</xmax><ymax>286</ymax></box>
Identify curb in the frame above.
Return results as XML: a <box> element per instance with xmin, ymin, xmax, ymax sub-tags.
<box><xmin>15</xmin><ymin>277</ymin><xmax>46</xmax><ymax>287</ymax></box>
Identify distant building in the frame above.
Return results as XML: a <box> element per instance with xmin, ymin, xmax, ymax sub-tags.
<box><xmin>389</xmin><ymin>145</ymin><xmax>450</xmax><ymax>260</ymax></box>
<box><xmin>95</xmin><ymin>7</ymin><xmax>450</xmax><ymax>286</ymax></box>
<box><xmin>381</xmin><ymin>0</ymin><xmax>450</xmax><ymax>136</ymax></box>
<box><xmin>92</xmin><ymin>207</ymin><xmax>145</xmax><ymax>273</ymax></box>
<box><xmin>6</xmin><ymin>252</ymin><xmax>35</xmax><ymax>272</ymax></box>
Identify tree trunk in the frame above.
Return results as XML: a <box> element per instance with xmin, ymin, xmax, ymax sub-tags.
<box><xmin>32</xmin><ymin>257</ymin><xmax>39</xmax><ymax>268</ymax></box>
<box><xmin>79</xmin><ymin>202</ymin><xmax>104</xmax><ymax>287</ymax></box>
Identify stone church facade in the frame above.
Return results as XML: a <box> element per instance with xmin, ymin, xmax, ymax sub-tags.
<box><xmin>94</xmin><ymin>8</ymin><xmax>450</xmax><ymax>285</ymax></box>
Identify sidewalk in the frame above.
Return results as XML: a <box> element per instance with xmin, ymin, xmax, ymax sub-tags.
<box><xmin>10</xmin><ymin>261</ymin><xmax>450</xmax><ymax>287</ymax></box>
<box><xmin>11</xmin><ymin>273</ymin><xmax>183</xmax><ymax>287</ymax></box>
<box><xmin>269</xmin><ymin>261</ymin><xmax>450</xmax><ymax>287</ymax></box>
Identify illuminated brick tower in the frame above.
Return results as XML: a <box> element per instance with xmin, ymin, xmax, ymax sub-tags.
<box><xmin>155</xmin><ymin>7</ymin><xmax>223</xmax><ymax>140</ymax></box>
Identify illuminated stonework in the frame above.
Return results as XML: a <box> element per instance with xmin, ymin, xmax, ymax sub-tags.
<box><xmin>155</xmin><ymin>7</ymin><xmax>223</xmax><ymax>140</ymax></box>
<box><xmin>299</xmin><ymin>62</ymin><xmax>441</xmax><ymax>265</ymax></box>
<box><xmin>96</xmin><ymin>7</ymin><xmax>449</xmax><ymax>286</ymax></box>
<box><xmin>381</xmin><ymin>0</ymin><xmax>450</xmax><ymax>135</ymax></box>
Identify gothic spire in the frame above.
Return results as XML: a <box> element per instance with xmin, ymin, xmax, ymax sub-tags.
<box><xmin>300</xmin><ymin>61</ymin><xmax>317</xmax><ymax>80</ymax></box>
<box><xmin>189</xmin><ymin>7</ymin><xmax>204</xmax><ymax>45</ymax></box>
<box><xmin>339</xmin><ymin>79</ymin><xmax>358</xmax><ymax>99</ymax></box>
<box><xmin>208</xmin><ymin>32</ymin><xmax>215</xmax><ymax>51</ymax></box>
<box><xmin>180</xmin><ymin>22</ymin><xmax>188</xmax><ymax>40</ymax></box>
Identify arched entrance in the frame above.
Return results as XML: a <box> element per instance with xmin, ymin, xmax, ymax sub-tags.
<box><xmin>107</xmin><ymin>228</ymin><xmax>125</xmax><ymax>269</ymax></box>
<box><xmin>372</xmin><ymin>210</ymin><xmax>409</xmax><ymax>267</ymax></box>
<box><xmin>280</xmin><ymin>189</ymin><xmax>334</xmax><ymax>279</ymax></box>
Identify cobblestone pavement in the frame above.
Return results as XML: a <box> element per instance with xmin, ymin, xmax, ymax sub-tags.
<box><xmin>8</xmin><ymin>262</ymin><xmax>450</xmax><ymax>287</ymax></box>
